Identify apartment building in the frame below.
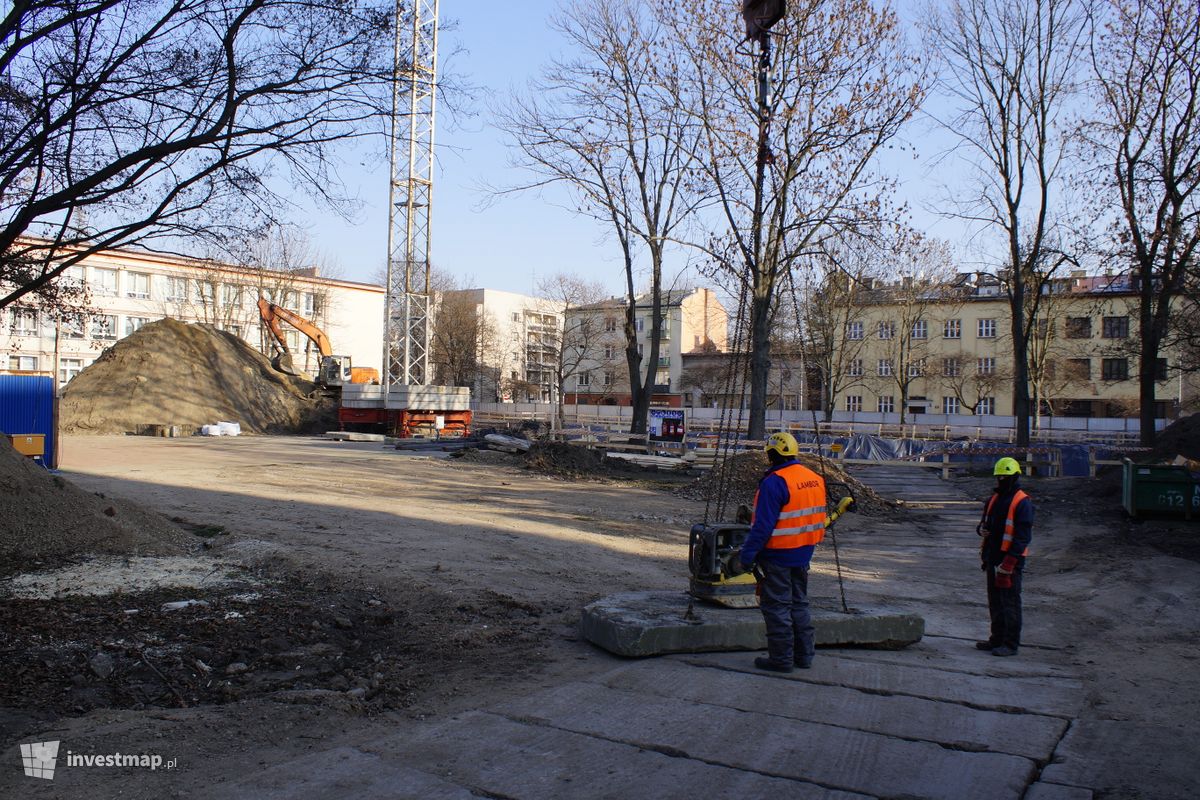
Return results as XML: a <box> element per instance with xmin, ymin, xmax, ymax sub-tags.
<box><xmin>564</xmin><ymin>288</ymin><xmax>729</xmax><ymax>406</ymax></box>
<box><xmin>828</xmin><ymin>272</ymin><xmax>1193</xmax><ymax>420</ymax></box>
<box><xmin>436</xmin><ymin>288</ymin><xmax>564</xmax><ymax>403</ymax></box>
<box><xmin>2</xmin><ymin>245</ymin><xmax>385</xmax><ymax>385</ymax></box>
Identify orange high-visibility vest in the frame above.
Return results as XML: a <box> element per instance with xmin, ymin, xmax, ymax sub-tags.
<box><xmin>753</xmin><ymin>463</ymin><xmax>827</xmax><ymax>549</ymax></box>
<box><xmin>983</xmin><ymin>490</ymin><xmax>1030</xmax><ymax>556</ymax></box>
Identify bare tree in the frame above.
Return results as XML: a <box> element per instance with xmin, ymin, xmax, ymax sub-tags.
<box><xmin>662</xmin><ymin>0</ymin><xmax>924</xmax><ymax>440</ymax></box>
<box><xmin>927</xmin><ymin>0</ymin><xmax>1088</xmax><ymax>446</ymax></box>
<box><xmin>496</xmin><ymin>0</ymin><xmax>710</xmax><ymax>434</ymax></box>
<box><xmin>537</xmin><ymin>272</ymin><xmax>607</xmax><ymax>428</ymax></box>
<box><xmin>428</xmin><ymin>273</ymin><xmax>499</xmax><ymax>395</ymax></box>
<box><xmin>0</xmin><ymin>0</ymin><xmax>395</xmax><ymax>317</ymax></box>
<box><xmin>1087</xmin><ymin>0</ymin><xmax>1200</xmax><ymax>443</ymax></box>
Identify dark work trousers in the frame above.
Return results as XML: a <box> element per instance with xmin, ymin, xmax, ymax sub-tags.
<box><xmin>985</xmin><ymin>563</ymin><xmax>1024</xmax><ymax>649</ymax></box>
<box><xmin>759</xmin><ymin>560</ymin><xmax>814</xmax><ymax>665</ymax></box>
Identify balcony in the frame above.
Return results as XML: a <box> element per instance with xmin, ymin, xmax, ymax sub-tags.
<box><xmin>652</xmin><ymin>382</ymin><xmax>671</xmax><ymax>393</ymax></box>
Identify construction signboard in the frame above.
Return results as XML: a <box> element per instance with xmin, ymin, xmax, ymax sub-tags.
<box><xmin>649</xmin><ymin>409</ymin><xmax>686</xmax><ymax>443</ymax></box>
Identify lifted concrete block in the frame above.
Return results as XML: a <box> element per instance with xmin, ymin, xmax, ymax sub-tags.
<box><xmin>581</xmin><ymin>591</ymin><xmax>924</xmax><ymax>658</ymax></box>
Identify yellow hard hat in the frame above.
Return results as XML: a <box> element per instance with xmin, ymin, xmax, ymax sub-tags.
<box><xmin>994</xmin><ymin>457</ymin><xmax>1021</xmax><ymax>476</ymax></box>
<box><xmin>765</xmin><ymin>431</ymin><xmax>800</xmax><ymax>458</ymax></box>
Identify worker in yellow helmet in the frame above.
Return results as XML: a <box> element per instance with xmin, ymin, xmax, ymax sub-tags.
<box><xmin>975</xmin><ymin>457</ymin><xmax>1034</xmax><ymax>657</ymax></box>
<box><xmin>736</xmin><ymin>431</ymin><xmax>826</xmax><ymax>673</ymax></box>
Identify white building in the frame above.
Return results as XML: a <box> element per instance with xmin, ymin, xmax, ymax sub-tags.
<box><xmin>2</xmin><ymin>245</ymin><xmax>385</xmax><ymax>385</ymax></box>
<box><xmin>437</xmin><ymin>288</ymin><xmax>564</xmax><ymax>403</ymax></box>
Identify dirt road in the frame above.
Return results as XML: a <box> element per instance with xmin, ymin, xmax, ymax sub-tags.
<box><xmin>2</xmin><ymin>436</ymin><xmax>1198</xmax><ymax>798</ymax></box>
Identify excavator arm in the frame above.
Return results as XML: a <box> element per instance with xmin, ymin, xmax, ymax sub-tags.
<box><xmin>257</xmin><ymin>298</ymin><xmax>333</xmax><ymax>357</ymax></box>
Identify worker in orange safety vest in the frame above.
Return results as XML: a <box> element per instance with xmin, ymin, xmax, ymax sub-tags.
<box><xmin>734</xmin><ymin>431</ymin><xmax>826</xmax><ymax>673</ymax></box>
<box><xmin>976</xmin><ymin>457</ymin><xmax>1034</xmax><ymax>657</ymax></box>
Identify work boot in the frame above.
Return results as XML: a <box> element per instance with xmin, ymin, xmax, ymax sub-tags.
<box><xmin>793</xmin><ymin>658</ymin><xmax>812</xmax><ymax>669</ymax></box>
<box><xmin>975</xmin><ymin>640</ymin><xmax>999</xmax><ymax>651</ymax></box>
<box><xmin>754</xmin><ymin>656</ymin><xmax>793</xmax><ymax>673</ymax></box>
<box><xmin>991</xmin><ymin>645</ymin><xmax>1018</xmax><ymax>657</ymax></box>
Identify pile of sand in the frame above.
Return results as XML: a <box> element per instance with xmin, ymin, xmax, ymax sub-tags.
<box><xmin>1149</xmin><ymin>414</ymin><xmax>1200</xmax><ymax>462</ymax></box>
<box><xmin>676</xmin><ymin>451</ymin><xmax>897</xmax><ymax>517</ymax></box>
<box><xmin>0</xmin><ymin>437</ymin><xmax>190</xmax><ymax>572</ymax></box>
<box><xmin>60</xmin><ymin>319</ymin><xmax>336</xmax><ymax>435</ymax></box>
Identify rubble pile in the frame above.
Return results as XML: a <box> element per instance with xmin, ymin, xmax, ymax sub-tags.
<box><xmin>60</xmin><ymin>318</ymin><xmax>336</xmax><ymax>435</ymax></box>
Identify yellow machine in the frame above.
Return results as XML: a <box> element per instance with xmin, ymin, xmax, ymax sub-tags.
<box><xmin>256</xmin><ymin>299</ymin><xmax>379</xmax><ymax>386</ymax></box>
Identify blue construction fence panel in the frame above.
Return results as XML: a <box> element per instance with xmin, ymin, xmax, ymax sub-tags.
<box><xmin>0</xmin><ymin>374</ymin><xmax>56</xmax><ymax>469</ymax></box>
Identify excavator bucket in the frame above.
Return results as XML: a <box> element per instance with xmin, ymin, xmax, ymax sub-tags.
<box><xmin>272</xmin><ymin>352</ymin><xmax>299</xmax><ymax>376</ymax></box>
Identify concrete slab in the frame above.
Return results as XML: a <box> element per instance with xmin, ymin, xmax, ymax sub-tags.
<box><xmin>680</xmin><ymin>651</ymin><xmax>1086</xmax><ymax>717</ymax></box>
<box><xmin>1023</xmin><ymin>783</ymin><xmax>1094</xmax><ymax>800</ymax></box>
<box><xmin>324</xmin><ymin>431</ymin><xmax>386</xmax><ymax>442</ymax></box>
<box><xmin>363</xmin><ymin>711</ymin><xmax>871</xmax><ymax>800</ymax></box>
<box><xmin>493</xmin><ymin>680</ymin><xmax>1037</xmax><ymax>800</ymax></box>
<box><xmin>580</xmin><ymin>590</ymin><xmax>924</xmax><ymax>657</ymax></box>
<box><xmin>1038</xmin><ymin>720</ymin><xmax>1200</xmax><ymax>798</ymax></box>
<box><xmin>590</xmin><ymin>659</ymin><xmax>1068</xmax><ymax>761</ymax></box>
<box><xmin>196</xmin><ymin>746</ymin><xmax>478</xmax><ymax>800</ymax></box>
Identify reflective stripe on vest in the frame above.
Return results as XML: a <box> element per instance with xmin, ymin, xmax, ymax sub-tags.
<box><xmin>752</xmin><ymin>463</ymin><xmax>826</xmax><ymax>549</ymax></box>
<box><xmin>983</xmin><ymin>490</ymin><xmax>1030</xmax><ymax>556</ymax></box>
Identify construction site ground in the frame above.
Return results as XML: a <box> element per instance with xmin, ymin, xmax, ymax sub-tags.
<box><xmin>2</xmin><ymin>435</ymin><xmax>1198</xmax><ymax>799</ymax></box>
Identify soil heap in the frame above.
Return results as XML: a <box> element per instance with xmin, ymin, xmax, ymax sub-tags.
<box><xmin>60</xmin><ymin>319</ymin><xmax>336</xmax><ymax>435</ymax></box>
<box><xmin>1149</xmin><ymin>413</ymin><xmax>1200</xmax><ymax>462</ymax></box>
<box><xmin>676</xmin><ymin>451</ymin><xmax>897</xmax><ymax>517</ymax></box>
<box><xmin>0</xmin><ymin>437</ymin><xmax>189</xmax><ymax>572</ymax></box>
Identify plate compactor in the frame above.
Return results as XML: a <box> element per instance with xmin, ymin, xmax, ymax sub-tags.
<box><xmin>688</xmin><ymin>483</ymin><xmax>858</xmax><ymax>609</ymax></box>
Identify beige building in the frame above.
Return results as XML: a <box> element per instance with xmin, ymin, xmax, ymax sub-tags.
<box><xmin>829</xmin><ymin>272</ymin><xmax>1189</xmax><ymax>421</ymax></box>
<box><xmin>564</xmin><ymin>288</ymin><xmax>729</xmax><ymax>405</ymax></box>
<box><xmin>2</xmin><ymin>245</ymin><xmax>385</xmax><ymax>385</ymax></box>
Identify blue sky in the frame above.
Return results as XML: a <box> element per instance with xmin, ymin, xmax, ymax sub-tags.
<box><xmin>303</xmin><ymin>0</ymin><xmax>959</xmax><ymax>295</ymax></box>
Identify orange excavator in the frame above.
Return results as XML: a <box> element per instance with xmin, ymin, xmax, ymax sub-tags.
<box><xmin>257</xmin><ymin>298</ymin><xmax>379</xmax><ymax>386</ymax></box>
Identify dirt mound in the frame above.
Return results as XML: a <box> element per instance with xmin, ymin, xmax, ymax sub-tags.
<box><xmin>675</xmin><ymin>451</ymin><xmax>897</xmax><ymax>517</ymax></box>
<box><xmin>59</xmin><ymin>318</ymin><xmax>336</xmax><ymax>435</ymax></box>
<box><xmin>0</xmin><ymin>437</ymin><xmax>190</xmax><ymax>572</ymax></box>
<box><xmin>1149</xmin><ymin>414</ymin><xmax>1200</xmax><ymax>461</ymax></box>
<box><xmin>524</xmin><ymin>442</ymin><xmax>617</xmax><ymax>479</ymax></box>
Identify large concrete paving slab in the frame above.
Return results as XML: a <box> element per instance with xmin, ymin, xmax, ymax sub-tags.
<box><xmin>580</xmin><ymin>590</ymin><xmax>924</xmax><ymax>657</ymax></box>
<box><xmin>589</xmin><ymin>659</ymin><xmax>1068</xmax><ymax>761</ymax></box>
<box><xmin>1038</xmin><ymin>719</ymin><xmax>1200</xmax><ymax>798</ymax></box>
<box><xmin>196</xmin><ymin>746</ymin><xmax>478</xmax><ymax>800</ymax></box>
<box><xmin>491</xmin><ymin>679</ymin><xmax>1037</xmax><ymax>800</ymax></box>
<box><xmin>363</xmin><ymin>710</ymin><xmax>872</xmax><ymax>800</ymax></box>
<box><xmin>680</xmin><ymin>651</ymin><xmax>1086</xmax><ymax>717</ymax></box>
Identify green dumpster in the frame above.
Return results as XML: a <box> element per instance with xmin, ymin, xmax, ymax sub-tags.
<box><xmin>1122</xmin><ymin>458</ymin><xmax>1200</xmax><ymax>519</ymax></box>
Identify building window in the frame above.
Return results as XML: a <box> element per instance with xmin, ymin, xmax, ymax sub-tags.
<box><xmin>1101</xmin><ymin>358</ymin><xmax>1129</xmax><ymax>381</ymax></box>
<box><xmin>602</xmin><ymin>370</ymin><xmax>614</xmax><ymax>386</ymax></box>
<box><xmin>1067</xmin><ymin>358</ymin><xmax>1091</xmax><ymax>380</ymax></box>
<box><xmin>978</xmin><ymin>357</ymin><xmax>995</xmax><ymax>375</ymax></box>
<box><xmin>91</xmin><ymin>268</ymin><xmax>118</xmax><ymax>296</ymax></box>
<box><xmin>126</xmin><ymin>272</ymin><xmax>151</xmax><ymax>299</ymax></box>
<box><xmin>911</xmin><ymin>320</ymin><xmax>928</xmax><ymax>340</ymax></box>
<box><xmin>877</xmin><ymin>359</ymin><xmax>894</xmax><ymax>376</ymax></box>
<box><xmin>977</xmin><ymin>397</ymin><xmax>995</xmax><ymax>415</ymax></box>
<box><xmin>942</xmin><ymin>358</ymin><xmax>961</xmax><ymax>377</ymax></box>
<box><xmin>943</xmin><ymin>396</ymin><xmax>960</xmax><ymax>415</ymax></box>
<box><xmin>943</xmin><ymin>319</ymin><xmax>961</xmax><ymax>339</ymax></box>
<box><xmin>847</xmin><ymin>359</ymin><xmax>863</xmax><ymax>377</ymax></box>
<box><xmin>845</xmin><ymin>395</ymin><xmax>863</xmax><ymax>412</ymax></box>
<box><xmin>576</xmin><ymin>371</ymin><xmax>591</xmax><ymax>387</ymax></box>
<box><xmin>604</xmin><ymin>345</ymin><xmax>615</xmax><ymax>359</ymax></box>
<box><xmin>227</xmin><ymin>324</ymin><xmax>243</xmax><ymax>339</ymax></box>
<box><xmin>878</xmin><ymin>321</ymin><xmax>895</xmax><ymax>339</ymax></box>
<box><xmin>636</xmin><ymin>317</ymin><xmax>644</xmax><ymax>333</ymax></box>
<box><xmin>1102</xmin><ymin>316</ymin><xmax>1129</xmax><ymax>339</ymax></box>
<box><xmin>166</xmin><ymin>277</ymin><xmax>188</xmax><ymax>302</ymax></box>
<box><xmin>846</xmin><ymin>321</ymin><xmax>864</xmax><ymax>340</ymax></box>
<box><xmin>604</xmin><ymin>317</ymin><xmax>617</xmax><ymax>332</ymax></box>
<box><xmin>11</xmin><ymin>307</ymin><xmax>38</xmax><ymax>336</ymax></box>
<box><xmin>125</xmin><ymin>317</ymin><xmax>150</xmax><ymax>337</ymax></box>
<box><xmin>91</xmin><ymin>315</ymin><xmax>118</xmax><ymax>340</ymax></box>
<box><xmin>64</xmin><ymin>266</ymin><xmax>85</xmax><ymax>286</ymax></box>
<box><xmin>223</xmin><ymin>284</ymin><xmax>244</xmax><ymax>309</ymax></box>
<box><xmin>59</xmin><ymin>357</ymin><xmax>84</xmax><ymax>383</ymax></box>
<box><xmin>878</xmin><ymin>395</ymin><xmax>895</xmax><ymax>413</ymax></box>
<box><xmin>511</xmin><ymin>311</ymin><xmax>521</xmax><ymax>323</ymax></box>
<box><xmin>908</xmin><ymin>359</ymin><xmax>925</xmax><ymax>378</ymax></box>
<box><xmin>196</xmin><ymin>281</ymin><xmax>217</xmax><ymax>306</ymax></box>
<box><xmin>978</xmin><ymin>318</ymin><xmax>996</xmax><ymax>338</ymax></box>
<box><xmin>1156</xmin><ymin>358</ymin><xmax>1169</xmax><ymax>382</ymax></box>
<box><xmin>1066</xmin><ymin>317</ymin><xmax>1092</xmax><ymax>339</ymax></box>
<box><xmin>8</xmin><ymin>355</ymin><xmax>39</xmax><ymax>371</ymax></box>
